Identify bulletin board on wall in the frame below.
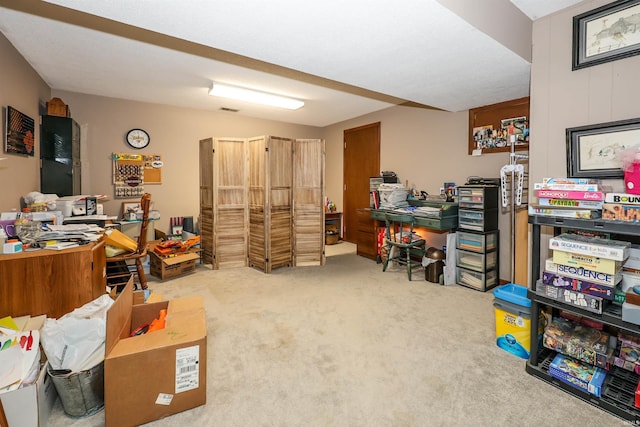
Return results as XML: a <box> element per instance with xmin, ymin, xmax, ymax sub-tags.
<box><xmin>468</xmin><ymin>96</ymin><xmax>530</xmax><ymax>155</ymax></box>
<box><xmin>112</xmin><ymin>152</ymin><xmax>163</xmax><ymax>199</ymax></box>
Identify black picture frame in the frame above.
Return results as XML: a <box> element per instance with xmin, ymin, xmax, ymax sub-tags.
<box><xmin>572</xmin><ymin>0</ymin><xmax>640</xmax><ymax>70</ymax></box>
<box><xmin>566</xmin><ymin>118</ymin><xmax>640</xmax><ymax>178</ymax></box>
<box><xmin>4</xmin><ymin>106</ymin><xmax>35</xmax><ymax>156</ymax></box>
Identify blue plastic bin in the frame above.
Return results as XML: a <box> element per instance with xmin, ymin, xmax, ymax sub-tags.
<box><xmin>493</xmin><ymin>283</ymin><xmax>532</xmax><ymax>359</ymax></box>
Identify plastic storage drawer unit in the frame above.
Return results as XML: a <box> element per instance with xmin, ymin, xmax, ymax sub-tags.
<box><xmin>456</xmin><ymin>249</ymin><xmax>497</xmax><ymax>272</ymax></box>
<box><xmin>456</xmin><ymin>230</ymin><xmax>498</xmax><ymax>253</ymax></box>
<box><xmin>458</xmin><ymin>209</ymin><xmax>499</xmax><ymax>232</ymax></box>
<box><xmin>456</xmin><ymin>266</ymin><xmax>497</xmax><ymax>291</ymax></box>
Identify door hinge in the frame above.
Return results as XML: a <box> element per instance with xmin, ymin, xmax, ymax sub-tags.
<box><xmin>344</xmin><ymin>184</ymin><xmax>347</xmax><ymax>191</ymax></box>
<box><xmin>344</xmin><ymin>141</ymin><xmax>346</xmax><ymax>149</ymax></box>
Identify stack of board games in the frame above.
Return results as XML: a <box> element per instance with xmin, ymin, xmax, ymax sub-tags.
<box><xmin>614</xmin><ymin>332</ymin><xmax>640</xmax><ymax>374</ymax></box>
<box><xmin>539</xmin><ymin>233</ymin><xmax>630</xmax><ymax>314</ymax></box>
<box><xmin>543</xmin><ymin>317</ymin><xmax>614</xmax><ymax>370</ymax></box>
<box><xmin>529</xmin><ymin>177</ymin><xmax>604</xmax><ymax>219</ymax></box>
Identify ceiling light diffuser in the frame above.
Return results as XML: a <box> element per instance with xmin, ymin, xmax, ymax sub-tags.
<box><xmin>209</xmin><ymin>82</ymin><xmax>304</xmax><ymax>110</ymax></box>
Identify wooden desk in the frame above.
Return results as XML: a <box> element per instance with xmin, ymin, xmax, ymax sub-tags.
<box><xmin>0</xmin><ymin>241</ymin><xmax>106</xmax><ymax>318</ymax></box>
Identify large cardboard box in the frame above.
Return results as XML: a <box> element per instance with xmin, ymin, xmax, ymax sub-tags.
<box><xmin>104</xmin><ymin>282</ymin><xmax>207</xmax><ymax>427</ymax></box>
<box><xmin>0</xmin><ymin>360</ymin><xmax>58</xmax><ymax>427</ymax></box>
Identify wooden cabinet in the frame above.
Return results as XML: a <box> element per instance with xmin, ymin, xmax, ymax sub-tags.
<box><xmin>0</xmin><ymin>241</ymin><xmax>106</xmax><ymax>318</ymax></box>
<box><xmin>356</xmin><ymin>208</ymin><xmax>383</xmax><ymax>260</ymax></box>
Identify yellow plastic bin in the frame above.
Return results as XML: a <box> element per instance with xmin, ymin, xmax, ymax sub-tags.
<box><xmin>493</xmin><ymin>284</ymin><xmax>531</xmax><ymax>359</ymax></box>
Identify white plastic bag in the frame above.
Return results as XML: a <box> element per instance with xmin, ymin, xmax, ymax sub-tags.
<box><xmin>40</xmin><ymin>294</ymin><xmax>114</xmax><ymax>372</ymax></box>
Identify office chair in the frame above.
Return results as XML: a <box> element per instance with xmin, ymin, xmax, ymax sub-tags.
<box><xmin>382</xmin><ymin>212</ymin><xmax>426</xmax><ymax>280</ymax></box>
<box><xmin>106</xmin><ymin>193</ymin><xmax>151</xmax><ymax>290</ymax></box>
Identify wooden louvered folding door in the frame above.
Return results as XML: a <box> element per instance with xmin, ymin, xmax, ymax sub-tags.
<box><xmin>293</xmin><ymin>139</ymin><xmax>325</xmax><ymax>266</ymax></box>
<box><xmin>212</xmin><ymin>137</ymin><xmax>248</xmax><ymax>269</ymax></box>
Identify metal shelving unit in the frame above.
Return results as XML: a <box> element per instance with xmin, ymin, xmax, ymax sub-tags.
<box><xmin>528</xmin><ymin>215</ymin><xmax>640</xmax><ymax>422</ymax></box>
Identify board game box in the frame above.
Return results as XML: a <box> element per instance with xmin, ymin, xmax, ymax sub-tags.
<box><xmin>549</xmin><ymin>233</ymin><xmax>630</xmax><ymax>261</ymax></box>
<box><xmin>548</xmin><ymin>353</ymin><xmax>607</xmax><ymax>397</ymax></box>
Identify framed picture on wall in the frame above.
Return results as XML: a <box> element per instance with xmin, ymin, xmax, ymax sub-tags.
<box><xmin>566</xmin><ymin>117</ymin><xmax>640</xmax><ymax>178</ymax></box>
<box><xmin>572</xmin><ymin>0</ymin><xmax>640</xmax><ymax>70</ymax></box>
<box><xmin>4</xmin><ymin>106</ymin><xmax>35</xmax><ymax>156</ymax></box>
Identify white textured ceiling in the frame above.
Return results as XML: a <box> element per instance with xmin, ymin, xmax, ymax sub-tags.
<box><xmin>0</xmin><ymin>0</ymin><xmax>585</xmax><ymax>127</ymax></box>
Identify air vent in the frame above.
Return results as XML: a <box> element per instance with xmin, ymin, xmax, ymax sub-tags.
<box><xmin>220</xmin><ymin>107</ymin><xmax>239</xmax><ymax>112</ymax></box>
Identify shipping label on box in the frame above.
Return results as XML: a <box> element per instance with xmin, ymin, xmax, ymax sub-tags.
<box><xmin>545</xmin><ymin>258</ymin><xmax>620</xmax><ymax>286</ymax></box>
<box><xmin>549</xmin><ymin>233</ymin><xmax>630</xmax><ymax>261</ymax></box>
<box><xmin>553</xmin><ymin>250</ymin><xmax>622</xmax><ymax>275</ymax></box>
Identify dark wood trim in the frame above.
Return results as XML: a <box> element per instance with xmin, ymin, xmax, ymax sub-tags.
<box><xmin>468</xmin><ymin>96</ymin><xmax>530</xmax><ymax>155</ymax></box>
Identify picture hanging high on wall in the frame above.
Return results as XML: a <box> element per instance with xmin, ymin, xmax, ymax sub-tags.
<box><xmin>573</xmin><ymin>0</ymin><xmax>640</xmax><ymax>70</ymax></box>
<box><xmin>566</xmin><ymin>117</ymin><xmax>640</xmax><ymax>178</ymax></box>
<box><xmin>4</xmin><ymin>106</ymin><xmax>35</xmax><ymax>156</ymax></box>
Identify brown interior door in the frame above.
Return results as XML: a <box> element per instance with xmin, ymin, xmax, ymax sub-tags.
<box><xmin>343</xmin><ymin>122</ymin><xmax>380</xmax><ymax>243</ymax></box>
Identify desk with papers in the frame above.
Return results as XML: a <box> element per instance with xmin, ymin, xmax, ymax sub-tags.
<box><xmin>0</xmin><ymin>240</ymin><xmax>106</xmax><ymax>318</ymax></box>
<box><xmin>370</xmin><ymin>198</ymin><xmax>459</xmax><ymax>231</ymax></box>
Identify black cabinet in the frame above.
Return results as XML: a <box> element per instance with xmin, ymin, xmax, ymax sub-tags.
<box><xmin>40</xmin><ymin>115</ymin><xmax>81</xmax><ymax>196</ymax></box>
<box><xmin>456</xmin><ymin>185</ymin><xmax>499</xmax><ymax>291</ymax></box>
<box><xmin>527</xmin><ymin>215</ymin><xmax>640</xmax><ymax>423</ymax></box>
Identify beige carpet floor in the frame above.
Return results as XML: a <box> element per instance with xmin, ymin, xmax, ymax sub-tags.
<box><xmin>47</xmin><ymin>242</ymin><xmax>626</xmax><ymax>427</ymax></box>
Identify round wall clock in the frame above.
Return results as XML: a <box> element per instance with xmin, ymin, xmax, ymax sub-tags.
<box><xmin>126</xmin><ymin>128</ymin><xmax>150</xmax><ymax>149</ymax></box>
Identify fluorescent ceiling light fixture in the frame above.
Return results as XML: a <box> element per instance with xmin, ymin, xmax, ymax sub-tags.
<box><xmin>209</xmin><ymin>82</ymin><xmax>304</xmax><ymax>110</ymax></box>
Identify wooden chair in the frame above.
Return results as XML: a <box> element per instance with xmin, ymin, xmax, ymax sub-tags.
<box><xmin>382</xmin><ymin>212</ymin><xmax>426</xmax><ymax>281</ymax></box>
<box><xmin>106</xmin><ymin>193</ymin><xmax>151</xmax><ymax>290</ymax></box>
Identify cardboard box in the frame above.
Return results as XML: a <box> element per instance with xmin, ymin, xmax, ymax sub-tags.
<box><xmin>0</xmin><ymin>361</ymin><xmax>58</xmax><ymax>427</ymax></box>
<box><xmin>149</xmin><ymin>251</ymin><xmax>200</xmax><ymax>280</ymax></box>
<box><xmin>105</xmin><ymin>282</ymin><xmax>207</xmax><ymax>427</ymax></box>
